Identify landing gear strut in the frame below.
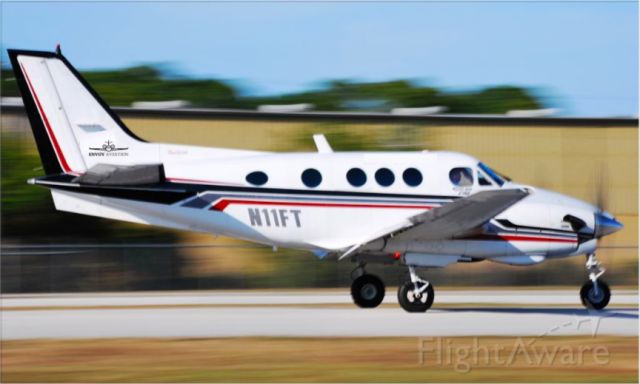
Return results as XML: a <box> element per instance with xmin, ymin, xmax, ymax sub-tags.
<box><xmin>580</xmin><ymin>253</ymin><xmax>611</xmax><ymax>310</ymax></box>
<box><xmin>350</xmin><ymin>263</ymin><xmax>385</xmax><ymax>308</ymax></box>
<box><xmin>398</xmin><ymin>266</ymin><xmax>435</xmax><ymax>313</ymax></box>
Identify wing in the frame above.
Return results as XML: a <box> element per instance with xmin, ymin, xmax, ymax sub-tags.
<box><xmin>338</xmin><ymin>188</ymin><xmax>529</xmax><ymax>260</ymax></box>
<box><xmin>395</xmin><ymin>188</ymin><xmax>530</xmax><ymax>241</ymax></box>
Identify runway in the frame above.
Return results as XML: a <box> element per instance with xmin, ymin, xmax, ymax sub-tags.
<box><xmin>2</xmin><ymin>290</ymin><xmax>637</xmax><ymax>340</ymax></box>
<box><xmin>4</xmin><ymin>289</ymin><xmax>638</xmax><ymax>307</ymax></box>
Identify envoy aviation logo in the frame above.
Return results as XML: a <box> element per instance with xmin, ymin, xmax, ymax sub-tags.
<box><xmin>89</xmin><ymin>140</ymin><xmax>129</xmax><ymax>157</ymax></box>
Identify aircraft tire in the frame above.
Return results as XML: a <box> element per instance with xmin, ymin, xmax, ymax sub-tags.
<box><xmin>351</xmin><ymin>274</ymin><xmax>385</xmax><ymax>308</ymax></box>
<box><xmin>580</xmin><ymin>280</ymin><xmax>611</xmax><ymax>310</ymax></box>
<box><xmin>397</xmin><ymin>281</ymin><xmax>434</xmax><ymax>313</ymax></box>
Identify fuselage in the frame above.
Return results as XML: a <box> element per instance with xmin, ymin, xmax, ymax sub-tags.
<box><xmin>49</xmin><ymin>146</ymin><xmax>615</xmax><ymax>266</ymax></box>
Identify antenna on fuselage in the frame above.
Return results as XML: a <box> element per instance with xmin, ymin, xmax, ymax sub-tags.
<box><xmin>313</xmin><ymin>134</ymin><xmax>333</xmax><ymax>153</ymax></box>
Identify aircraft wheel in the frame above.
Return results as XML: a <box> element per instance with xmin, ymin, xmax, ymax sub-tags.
<box><xmin>351</xmin><ymin>274</ymin><xmax>385</xmax><ymax>308</ymax></box>
<box><xmin>580</xmin><ymin>280</ymin><xmax>611</xmax><ymax>310</ymax></box>
<box><xmin>398</xmin><ymin>281</ymin><xmax>434</xmax><ymax>313</ymax></box>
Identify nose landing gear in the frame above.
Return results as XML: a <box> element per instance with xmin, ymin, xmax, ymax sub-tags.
<box><xmin>398</xmin><ymin>266</ymin><xmax>435</xmax><ymax>313</ymax></box>
<box><xmin>350</xmin><ymin>264</ymin><xmax>385</xmax><ymax>308</ymax></box>
<box><xmin>580</xmin><ymin>253</ymin><xmax>611</xmax><ymax>310</ymax></box>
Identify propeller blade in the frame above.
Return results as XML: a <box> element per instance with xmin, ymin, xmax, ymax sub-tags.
<box><xmin>595</xmin><ymin>163</ymin><xmax>609</xmax><ymax>212</ymax></box>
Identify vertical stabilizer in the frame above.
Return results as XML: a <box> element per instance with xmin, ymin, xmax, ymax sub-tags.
<box><xmin>8</xmin><ymin>48</ymin><xmax>156</xmax><ymax>175</ymax></box>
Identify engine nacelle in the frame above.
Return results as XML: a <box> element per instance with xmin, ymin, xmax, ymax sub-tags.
<box><xmin>489</xmin><ymin>255</ymin><xmax>546</xmax><ymax>266</ymax></box>
<box><xmin>403</xmin><ymin>253</ymin><xmax>461</xmax><ymax>268</ymax></box>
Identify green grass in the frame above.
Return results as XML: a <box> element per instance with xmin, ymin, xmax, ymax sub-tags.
<box><xmin>2</xmin><ymin>337</ymin><xmax>637</xmax><ymax>382</ymax></box>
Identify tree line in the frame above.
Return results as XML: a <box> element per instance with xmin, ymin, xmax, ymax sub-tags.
<box><xmin>1</xmin><ymin>65</ymin><xmax>542</xmax><ymax>113</ymax></box>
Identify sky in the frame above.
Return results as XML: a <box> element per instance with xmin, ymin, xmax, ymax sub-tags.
<box><xmin>2</xmin><ymin>1</ymin><xmax>638</xmax><ymax>117</ymax></box>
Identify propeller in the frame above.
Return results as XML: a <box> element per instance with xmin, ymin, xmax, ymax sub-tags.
<box><xmin>594</xmin><ymin>163</ymin><xmax>609</xmax><ymax>214</ymax></box>
<box><xmin>591</xmin><ymin>163</ymin><xmax>623</xmax><ymax>239</ymax></box>
<box><xmin>565</xmin><ymin>164</ymin><xmax>622</xmax><ymax>242</ymax></box>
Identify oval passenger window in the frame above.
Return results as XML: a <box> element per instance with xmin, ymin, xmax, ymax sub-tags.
<box><xmin>375</xmin><ymin>168</ymin><xmax>395</xmax><ymax>187</ymax></box>
<box><xmin>402</xmin><ymin>168</ymin><xmax>423</xmax><ymax>187</ymax></box>
<box><xmin>346</xmin><ymin>168</ymin><xmax>367</xmax><ymax>187</ymax></box>
<box><xmin>246</xmin><ymin>171</ymin><xmax>268</xmax><ymax>186</ymax></box>
<box><xmin>301</xmin><ymin>168</ymin><xmax>322</xmax><ymax>188</ymax></box>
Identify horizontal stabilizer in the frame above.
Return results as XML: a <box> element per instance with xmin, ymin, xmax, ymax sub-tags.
<box><xmin>72</xmin><ymin>163</ymin><xmax>165</xmax><ymax>186</ymax></box>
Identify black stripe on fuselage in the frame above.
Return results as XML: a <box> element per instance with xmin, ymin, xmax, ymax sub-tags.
<box><xmin>33</xmin><ymin>174</ymin><xmax>461</xmax><ymax>205</ymax></box>
<box><xmin>33</xmin><ymin>175</ymin><xmax>579</xmax><ymax>239</ymax></box>
<box><xmin>36</xmin><ymin>177</ymin><xmax>193</xmax><ymax>204</ymax></box>
<box><xmin>494</xmin><ymin>218</ymin><xmax>576</xmax><ymax>235</ymax></box>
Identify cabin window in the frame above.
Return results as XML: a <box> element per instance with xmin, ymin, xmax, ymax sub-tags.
<box><xmin>402</xmin><ymin>168</ymin><xmax>423</xmax><ymax>187</ymax></box>
<box><xmin>246</xmin><ymin>171</ymin><xmax>268</xmax><ymax>186</ymax></box>
<box><xmin>449</xmin><ymin>167</ymin><xmax>473</xmax><ymax>187</ymax></box>
<box><xmin>375</xmin><ymin>168</ymin><xmax>395</xmax><ymax>187</ymax></box>
<box><xmin>346</xmin><ymin>168</ymin><xmax>367</xmax><ymax>187</ymax></box>
<box><xmin>301</xmin><ymin>168</ymin><xmax>322</xmax><ymax>188</ymax></box>
<box><xmin>477</xmin><ymin>170</ymin><xmax>493</xmax><ymax>186</ymax></box>
<box><xmin>478</xmin><ymin>162</ymin><xmax>506</xmax><ymax>186</ymax></box>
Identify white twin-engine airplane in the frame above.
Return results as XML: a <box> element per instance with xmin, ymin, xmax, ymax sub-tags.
<box><xmin>9</xmin><ymin>48</ymin><xmax>624</xmax><ymax>312</ymax></box>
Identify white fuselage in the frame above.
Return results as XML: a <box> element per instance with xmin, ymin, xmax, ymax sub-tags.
<box><xmin>51</xmin><ymin>145</ymin><xmax>599</xmax><ymax>267</ymax></box>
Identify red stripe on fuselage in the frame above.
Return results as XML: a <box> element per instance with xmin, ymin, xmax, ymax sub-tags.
<box><xmin>498</xmin><ymin>234</ymin><xmax>576</xmax><ymax>243</ymax></box>
<box><xmin>468</xmin><ymin>234</ymin><xmax>577</xmax><ymax>243</ymax></box>
<box><xmin>21</xmin><ymin>62</ymin><xmax>72</xmax><ymax>173</ymax></box>
<box><xmin>211</xmin><ymin>199</ymin><xmax>434</xmax><ymax>211</ymax></box>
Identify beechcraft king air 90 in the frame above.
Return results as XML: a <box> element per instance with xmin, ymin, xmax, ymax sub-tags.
<box><xmin>9</xmin><ymin>48</ymin><xmax>624</xmax><ymax>312</ymax></box>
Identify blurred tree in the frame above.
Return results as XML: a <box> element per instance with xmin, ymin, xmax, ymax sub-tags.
<box><xmin>1</xmin><ymin>135</ymin><xmax>189</xmax><ymax>293</ymax></box>
<box><xmin>442</xmin><ymin>86</ymin><xmax>541</xmax><ymax>114</ymax></box>
<box><xmin>0</xmin><ymin>134</ymin><xmax>180</xmax><ymax>243</ymax></box>
<box><xmin>82</xmin><ymin>66</ymin><xmax>239</xmax><ymax>108</ymax></box>
<box><xmin>1</xmin><ymin>68</ymin><xmax>19</xmax><ymax>95</ymax></box>
<box><xmin>1</xmin><ymin>67</ymin><xmax>542</xmax><ymax>113</ymax></box>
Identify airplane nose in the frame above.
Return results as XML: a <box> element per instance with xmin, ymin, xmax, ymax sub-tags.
<box><xmin>594</xmin><ymin>211</ymin><xmax>624</xmax><ymax>238</ymax></box>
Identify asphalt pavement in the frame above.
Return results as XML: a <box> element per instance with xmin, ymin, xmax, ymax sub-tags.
<box><xmin>1</xmin><ymin>290</ymin><xmax>637</xmax><ymax>339</ymax></box>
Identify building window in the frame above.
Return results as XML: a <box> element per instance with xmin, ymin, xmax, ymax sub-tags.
<box><xmin>246</xmin><ymin>171</ymin><xmax>268</xmax><ymax>186</ymax></box>
<box><xmin>301</xmin><ymin>168</ymin><xmax>322</xmax><ymax>188</ymax></box>
<box><xmin>375</xmin><ymin>168</ymin><xmax>395</xmax><ymax>187</ymax></box>
<box><xmin>449</xmin><ymin>167</ymin><xmax>473</xmax><ymax>187</ymax></box>
<box><xmin>402</xmin><ymin>168</ymin><xmax>423</xmax><ymax>187</ymax></box>
<box><xmin>346</xmin><ymin>168</ymin><xmax>367</xmax><ymax>187</ymax></box>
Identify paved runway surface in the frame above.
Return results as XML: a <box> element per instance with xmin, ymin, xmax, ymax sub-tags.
<box><xmin>2</xmin><ymin>291</ymin><xmax>637</xmax><ymax>339</ymax></box>
<box><xmin>3</xmin><ymin>289</ymin><xmax>638</xmax><ymax>307</ymax></box>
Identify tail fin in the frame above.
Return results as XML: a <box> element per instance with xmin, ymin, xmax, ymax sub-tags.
<box><xmin>8</xmin><ymin>48</ymin><xmax>151</xmax><ymax>175</ymax></box>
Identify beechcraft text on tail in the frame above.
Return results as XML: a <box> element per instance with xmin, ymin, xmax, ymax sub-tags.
<box><xmin>8</xmin><ymin>47</ymin><xmax>624</xmax><ymax>312</ymax></box>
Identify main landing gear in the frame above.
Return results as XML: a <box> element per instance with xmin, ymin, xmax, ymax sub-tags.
<box><xmin>580</xmin><ymin>253</ymin><xmax>611</xmax><ymax>310</ymax></box>
<box><xmin>350</xmin><ymin>264</ymin><xmax>385</xmax><ymax>308</ymax></box>
<box><xmin>398</xmin><ymin>266</ymin><xmax>435</xmax><ymax>313</ymax></box>
<box><xmin>349</xmin><ymin>263</ymin><xmax>436</xmax><ymax>312</ymax></box>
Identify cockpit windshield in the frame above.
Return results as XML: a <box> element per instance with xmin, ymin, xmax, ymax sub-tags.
<box><xmin>478</xmin><ymin>162</ymin><xmax>507</xmax><ymax>186</ymax></box>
